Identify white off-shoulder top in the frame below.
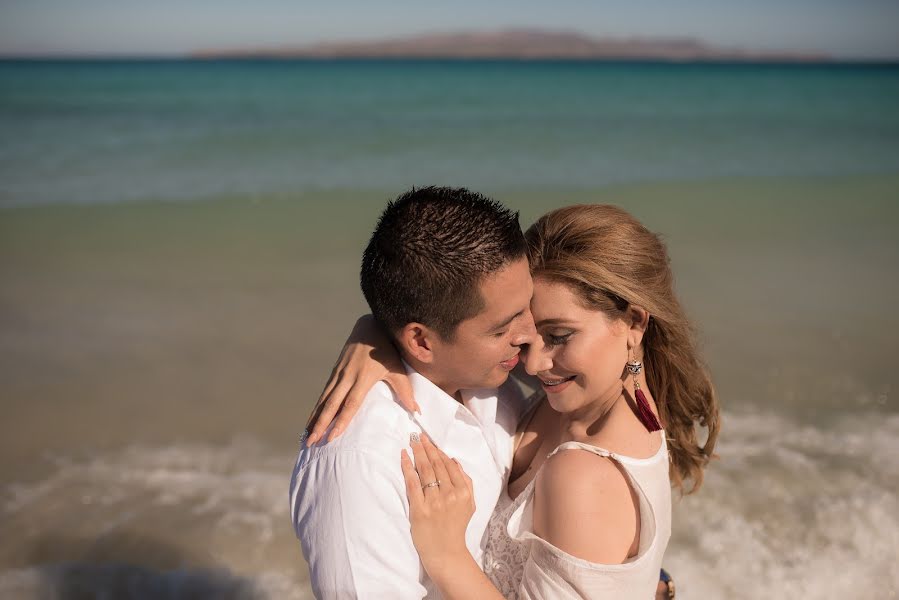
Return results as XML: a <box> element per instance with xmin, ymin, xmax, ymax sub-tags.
<box><xmin>483</xmin><ymin>433</ymin><xmax>671</xmax><ymax>599</ymax></box>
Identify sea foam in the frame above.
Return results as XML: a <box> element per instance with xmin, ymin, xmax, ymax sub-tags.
<box><xmin>1</xmin><ymin>413</ymin><xmax>896</xmax><ymax>599</ymax></box>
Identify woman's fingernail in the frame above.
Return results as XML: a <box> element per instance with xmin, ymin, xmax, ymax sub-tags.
<box><xmin>410</xmin><ymin>432</ymin><xmax>420</xmax><ymax>443</ymax></box>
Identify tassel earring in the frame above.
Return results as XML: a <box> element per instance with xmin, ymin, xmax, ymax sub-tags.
<box><xmin>626</xmin><ymin>354</ymin><xmax>662</xmax><ymax>432</ymax></box>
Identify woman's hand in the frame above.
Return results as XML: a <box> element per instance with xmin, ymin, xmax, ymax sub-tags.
<box><xmin>305</xmin><ymin>315</ymin><xmax>417</xmax><ymax>446</ymax></box>
<box><xmin>400</xmin><ymin>434</ymin><xmax>476</xmax><ymax>572</ymax></box>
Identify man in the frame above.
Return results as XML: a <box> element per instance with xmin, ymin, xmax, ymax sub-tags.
<box><xmin>290</xmin><ymin>187</ymin><xmax>536</xmax><ymax>598</ymax></box>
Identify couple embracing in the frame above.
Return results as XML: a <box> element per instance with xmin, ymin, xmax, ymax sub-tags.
<box><xmin>290</xmin><ymin>187</ymin><xmax>719</xmax><ymax>599</ymax></box>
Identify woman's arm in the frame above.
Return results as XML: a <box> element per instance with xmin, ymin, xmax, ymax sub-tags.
<box><xmin>427</xmin><ymin>554</ymin><xmax>506</xmax><ymax>600</ymax></box>
<box><xmin>305</xmin><ymin>315</ymin><xmax>416</xmax><ymax>446</ymax></box>
<box><xmin>305</xmin><ymin>316</ymin><xmax>544</xmax><ymax>446</ymax></box>
<box><xmin>533</xmin><ymin>449</ymin><xmax>640</xmax><ymax>564</ymax></box>
<box><xmin>400</xmin><ymin>435</ymin><xmax>505</xmax><ymax>600</ymax></box>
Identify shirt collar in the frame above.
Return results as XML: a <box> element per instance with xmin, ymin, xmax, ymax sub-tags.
<box><xmin>404</xmin><ymin>362</ymin><xmax>460</xmax><ymax>447</ymax></box>
<box><xmin>403</xmin><ymin>362</ymin><xmax>500</xmax><ymax>448</ymax></box>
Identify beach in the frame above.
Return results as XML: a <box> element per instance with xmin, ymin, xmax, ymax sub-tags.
<box><xmin>1</xmin><ymin>60</ymin><xmax>898</xmax><ymax>598</ymax></box>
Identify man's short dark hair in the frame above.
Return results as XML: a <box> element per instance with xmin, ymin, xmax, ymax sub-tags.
<box><xmin>361</xmin><ymin>186</ymin><xmax>526</xmax><ymax>340</ymax></box>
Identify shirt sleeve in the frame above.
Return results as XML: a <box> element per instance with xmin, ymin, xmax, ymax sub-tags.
<box><xmin>291</xmin><ymin>447</ymin><xmax>427</xmax><ymax>599</ymax></box>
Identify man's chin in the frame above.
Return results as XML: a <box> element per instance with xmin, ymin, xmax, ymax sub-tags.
<box><xmin>487</xmin><ymin>368</ymin><xmax>512</xmax><ymax>388</ymax></box>
<box><xmin>459</xmin><ymin>368</ymin><xmax>511</xmax><ymax>392</ymax></box>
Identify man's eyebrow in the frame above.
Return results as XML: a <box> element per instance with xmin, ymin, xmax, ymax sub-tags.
<box><xmin>490</xmin><ymin>310</ymin><xmax>524</xmax><ymax>331</ymax></box>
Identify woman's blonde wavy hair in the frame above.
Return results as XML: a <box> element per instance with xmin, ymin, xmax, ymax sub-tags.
<box><xmin>525</xmin><ymin>204</ymin><xmax>720</xmax><ymax>493</ymax></box>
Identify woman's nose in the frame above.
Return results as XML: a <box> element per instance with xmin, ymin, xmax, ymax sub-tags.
<box><xmin>523</xmin><ymin>337</ymin><xmax>553</xmax><ymax>376</ymax></box>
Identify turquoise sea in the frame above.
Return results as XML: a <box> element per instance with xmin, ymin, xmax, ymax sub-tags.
<box><xmin>1</xmin><ymin>60</ymin><xmax>899</xmax><ymax>205</ymax></box>
<box><xmin>1</xmin><ymin>60</ymin><xmax>898</xmax><ymax>599</ymax></box>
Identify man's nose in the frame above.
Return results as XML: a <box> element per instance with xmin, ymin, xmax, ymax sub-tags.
<box><xmin>510</xmin><ymin>309</ymin><xmax>537</xmax><ymax>347</ymax></box>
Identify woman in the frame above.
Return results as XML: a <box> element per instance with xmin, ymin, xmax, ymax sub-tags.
<box><xmin>308</xmin><ymin>204</ymin><xmax>719</xmax><ymax>598</ymax></box>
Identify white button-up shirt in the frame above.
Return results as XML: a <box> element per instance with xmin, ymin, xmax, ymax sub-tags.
<box><xmin>290</xmin><ymin>365</ymin><xmax>524</xmax><ymax>599</ymax></box>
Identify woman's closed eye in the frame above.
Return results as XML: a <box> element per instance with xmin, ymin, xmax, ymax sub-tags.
<box><xmin>543</xmin><ymin>331</ymin><xmax>573</xmax><ymax>347</ymax></box>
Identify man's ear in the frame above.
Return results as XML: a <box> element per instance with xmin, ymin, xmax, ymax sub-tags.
<box><xmin>625</xmin><ymin>305</ymin><xmax>650</xmax><ymax>351</ymax></box>
<box><xmin>395</xmin><ymin>322</ymin><xmax>438</xmax><ymax>364</ymax></box>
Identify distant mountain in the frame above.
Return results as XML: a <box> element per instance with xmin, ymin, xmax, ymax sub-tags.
<box><xmin>193</xmin><ymin>29</ymin><xmax>828</xmax><ymax>62</ymax></box>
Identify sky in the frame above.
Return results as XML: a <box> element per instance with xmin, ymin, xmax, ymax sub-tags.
<box><xmin>1</xmin><ymin>0</ymin><xmax>898</xmax><ymax>59</ymax></box>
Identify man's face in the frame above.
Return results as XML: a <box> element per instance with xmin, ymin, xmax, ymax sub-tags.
<box><xmin>428</xmin><ymin>258</ymin><xmax>536</xmax><ymax>396</ymax></box>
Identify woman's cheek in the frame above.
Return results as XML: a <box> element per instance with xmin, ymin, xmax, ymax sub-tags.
<box><xmin>583</xmin><ymin>337</ymin><xmax>622</xmax><ymax>392</ymax></box>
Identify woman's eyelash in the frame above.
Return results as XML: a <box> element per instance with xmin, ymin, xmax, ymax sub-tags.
<box><xmin>545</xmin><ymin>332</ymin><xmax>573</xmax><ymax>346</ymax></box>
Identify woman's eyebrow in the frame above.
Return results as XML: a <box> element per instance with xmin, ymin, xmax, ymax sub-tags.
<box><xmin>535</xmin><ymin>318</ymin><xmax>575</xmax><ymax>327</ymax></box>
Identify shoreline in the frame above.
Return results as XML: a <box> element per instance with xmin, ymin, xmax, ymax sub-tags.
<box><xmin>2</xmin><ymin>170</ymin><xmax>898</xmax><ymax>210</ymax></box>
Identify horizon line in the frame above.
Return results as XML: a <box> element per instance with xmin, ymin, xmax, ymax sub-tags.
<box><xmin>2</xmin><ymin>55</ymin><xmax>898</xmax><ymax>64</ymax></box>
<box><xmin>3</xmin><ymin>28</ymin><xmax>899</xmax><ymax>63</ymax></box>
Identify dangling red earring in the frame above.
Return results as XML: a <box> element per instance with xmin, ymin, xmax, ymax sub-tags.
<box><xmin>626</xmin><ymin>354</ymin><xmax>662</xmax><ymax>432</ymax></box>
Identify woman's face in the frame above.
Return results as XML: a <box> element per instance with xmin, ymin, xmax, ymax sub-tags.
<box><xmin>523</xmin><ymin>277</ymin><xmax>630</xmax><ymax>414</ymax></box>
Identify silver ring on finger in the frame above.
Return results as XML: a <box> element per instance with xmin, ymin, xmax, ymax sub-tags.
<box><xmin>421</xmin><ymin>480</ymin><xmax>441</xmax><ymax>490</ymax></box>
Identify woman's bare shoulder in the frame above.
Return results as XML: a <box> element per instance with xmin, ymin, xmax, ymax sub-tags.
<box><xmin>533</xmin><ymin>447</ymin><xmax>639</xmax><ymax>564</ymax></box>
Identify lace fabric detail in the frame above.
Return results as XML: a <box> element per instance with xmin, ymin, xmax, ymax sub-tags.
<box><xmin>482</xmin><ymin>389</ymin><xmax>547</xmax><ymax>595</ymax></box>
<box><xmin>483</xmin><ymin>436</ymin><xmax>670</xmax><ymax>599</ymax></box>
<box><xmin>484</xmin><ymin>491</ymin><xmax>530</xmax><ymax>597</ymax></box>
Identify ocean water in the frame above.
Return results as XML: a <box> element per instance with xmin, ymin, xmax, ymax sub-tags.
<box><xmin>1</xmin><ymin>60</ymin><xmax>898</xmax><ymax>599</ymax></box>
<box><xmin>2</xmin><ymin>413</ymin><xmax>895</xmax><ymax>598</ymax></box>
<box><xmin>1</xmin><ymin>60</ymin><xmax>898</xmax><ymax>206</ymax></box>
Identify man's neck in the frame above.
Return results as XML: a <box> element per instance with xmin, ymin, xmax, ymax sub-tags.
<box><xmin>401</xmin><ymin>354</ymin><xmax>463</xmax><ymax>403</ymax></box>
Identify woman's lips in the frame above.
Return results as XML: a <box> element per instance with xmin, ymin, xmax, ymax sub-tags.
<box><xmin>499</xmin><ymin>354</ymin><xmax>520</xmax><ymax>370</ymax></box>
<box><xmin>540</xmin><ymin>375</ymin><xmax>575</xmax><ymax>393</ymax></box>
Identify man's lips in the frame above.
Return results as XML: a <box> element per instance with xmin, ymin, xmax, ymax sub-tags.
<box><xmin>499</xmin><ymin>354</ymin><xmax>520</xmax><ymax>370</ymax></box>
